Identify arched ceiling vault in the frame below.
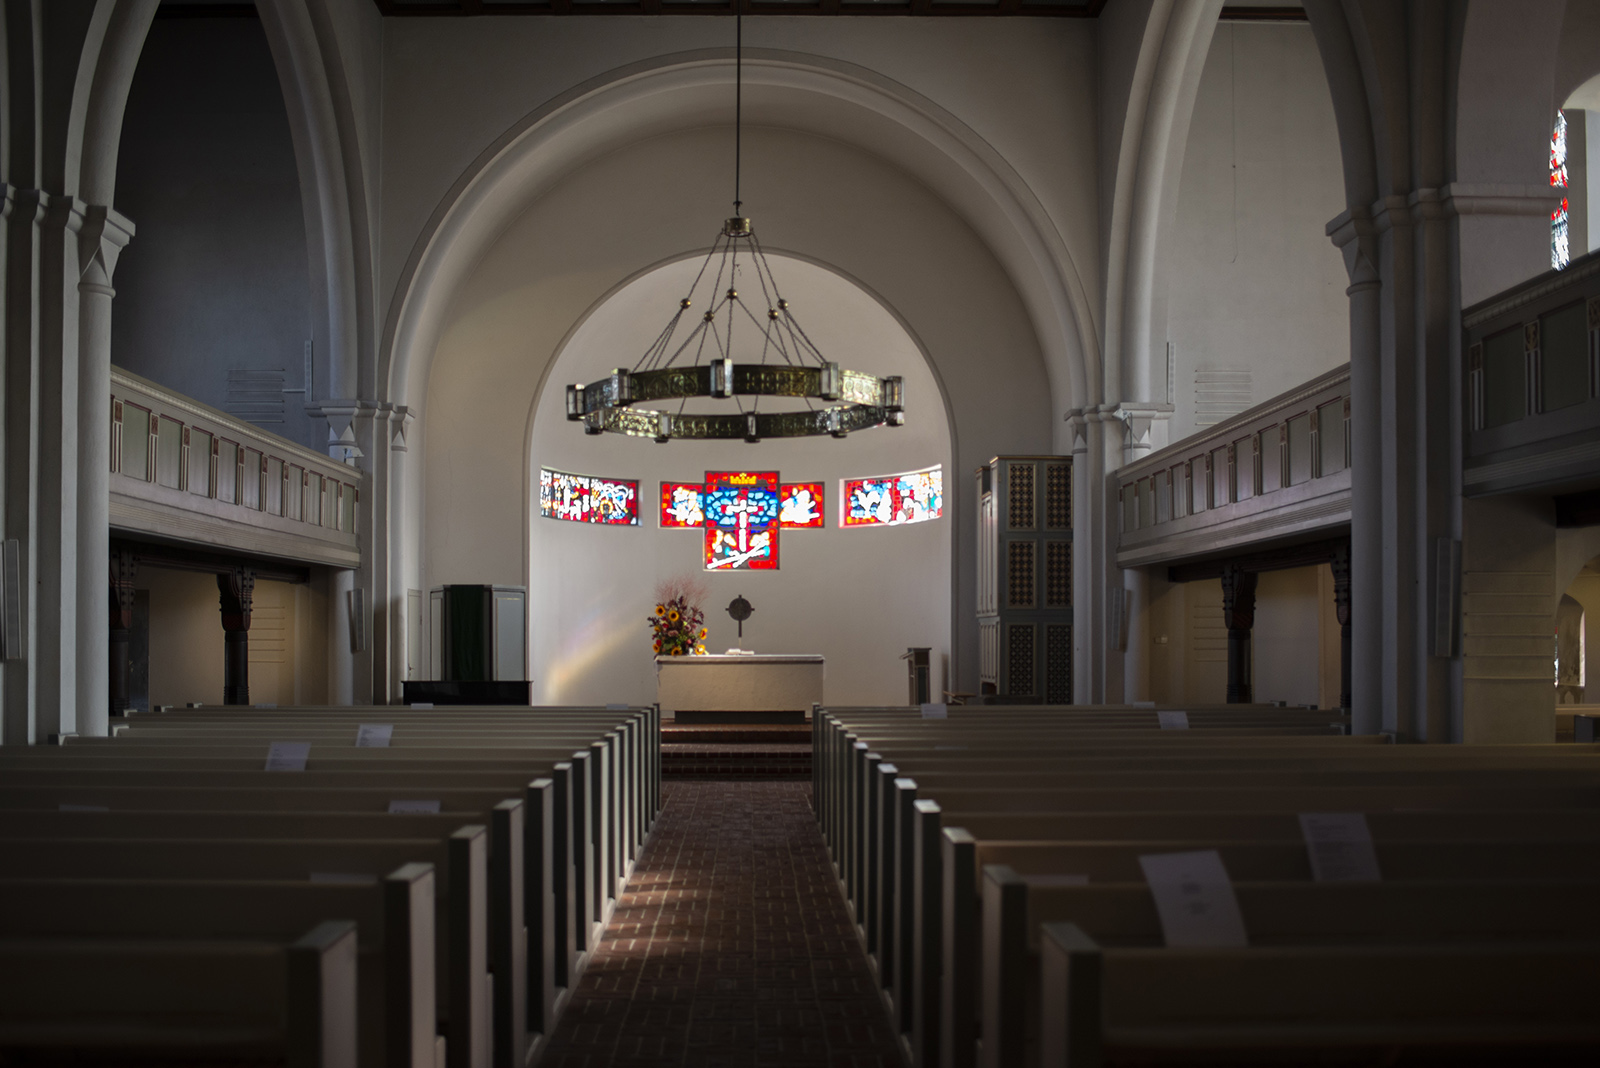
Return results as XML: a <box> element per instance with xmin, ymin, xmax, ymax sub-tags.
<box><xmin>381</xmin><ymin>48</ymin><xmax>1098</xmax><ymax>418</ymax></box>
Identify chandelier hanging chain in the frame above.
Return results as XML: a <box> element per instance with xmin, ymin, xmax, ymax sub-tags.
<box><xmin>563</xmin><ymin>9</ymin><xmax>904</xmax><ymax>443</ymax></box>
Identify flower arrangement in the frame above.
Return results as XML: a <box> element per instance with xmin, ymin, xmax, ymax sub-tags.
<box><xmin>649</xmin><ymin>573</ymin><xmax>709</xmax><ymax>657</ymax></box>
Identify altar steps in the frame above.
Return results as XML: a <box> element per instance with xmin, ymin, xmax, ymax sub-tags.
<box><xmin>661</xmin><ymin>722</ymin><xmax>812</xmax><ymax>779</ymax></box>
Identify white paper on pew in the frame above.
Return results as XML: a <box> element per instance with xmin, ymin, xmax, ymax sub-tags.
<box><xmin>1138</xmin><ymin>850</ymin><xmax>1248</xmax><ymax>948</ymax></box>
<box><xmin>309</xmin><ymin>872</ymin><xmax>379</xmax><ymax>885</ymax></box>
<box><xmin>1157</xmin><ymin>710</ymin><xmax>1190</xmax><ymax>730</ymax></box>
<box><xmin>1023</xmin><ymin>873</ymin><xmax>1089</xmax><ymax>887</ymax></box>
<box><xmin>1299</xmin><ymin>813</ymin><xmax>1382</xmax><ymax>882</ymax></box>
<box><xmin>920</xmin><ymin>703</ymin><xmax>948</xmax><ymax>719</ymax></box>
<box><xmin>606</xmin><ymin>703</ymin><xmax>629</xmax><ymax>710</ymax></box>
<box><xmin>265</xmin><ymin>741</ymin><xmax>311</xmax><ymax>772</ymax></box>
<box><xmin>388</xmin><ymin>799</ymin><xmax>442</xmax><ymax>814</ymax></box>
<box><xmin>409</xmin><ymin>702</ymin><xmax>434</xmax><ymax>709</ymax></box>
<box><xmin>355</xmin><ymin>724</ymin><xmax>393</xmax><ymax>748</ymax></box>
<box><xmin>59</xmin><ymin>803</ymin><xmax>109</xmax><ymax>813</ymax></box>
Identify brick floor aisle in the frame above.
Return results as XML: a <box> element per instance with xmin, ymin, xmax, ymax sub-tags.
<box><xmin>539</xmin><ymin>781</ymin><xmax>906</xmax><ymax>1068</ymax></box>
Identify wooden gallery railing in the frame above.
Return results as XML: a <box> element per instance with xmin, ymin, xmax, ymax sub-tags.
<box><xmin>1116</xmin><ymin>364</ymin><xmax>1351</xmax><ymax>568</ymax></box>
<box><xmin>1463</xmin><ymin>246</ymin><xmax>1600</xmax><ymax>499</ymax></box>
<box><xmin>110</xmin><ymin>368</ymin><xmax>361</xmax><ymax>568</ymax></box>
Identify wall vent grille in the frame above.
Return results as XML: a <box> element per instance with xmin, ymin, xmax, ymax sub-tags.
<box><xmin>1194</xmin><ymin>366</ymin><xmax>1252</xmax><ymax>427</ymax></box>
<box><xmin>226</xmin><ymin>368</ymin><xmax>286</xmax><ymax>425</ymax></box>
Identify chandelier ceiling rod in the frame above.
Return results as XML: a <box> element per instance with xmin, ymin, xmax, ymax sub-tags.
<box><xmin>734</xmin><ymin>12</ymin><xmax>742</xmax><ymax>216</ymax></box>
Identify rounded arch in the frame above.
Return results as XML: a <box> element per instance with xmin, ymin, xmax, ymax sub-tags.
<box><xmin>518</xmin><ymin>249</ymin><xmax>956</xmax><ymax>705</ymax></box>
<box><xmin>381</xmin><ymin>47</ymin><xmax>1097</xmax><ymax>416</ymax></box>
<box><xmin>413</xmin><ymin>117</ymin><xmax>1046</xmax><ymax>692</ymax></box>
<box><xmin>66</xmin><ymin>0</ymin><xmax>156</xmax><ymax>208</ymax></box>
<box><xmin>66</xmin><ymin>0</ymin><xmax>369</xmax><ymax>404</ymax></box>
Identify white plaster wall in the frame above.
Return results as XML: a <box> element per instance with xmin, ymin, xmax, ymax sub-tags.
<box><xmin>112</xmin><ymin>15</ymin><xmax>321</xmax><ymax>451</ymax></box>
<box><xmin>1252</xmin><ymin>565</ymin><xmax>1325</xmax><ymax>707</ymax></box>
<box><xmin>1456</xmin><ymin>0</ymin><xmax>1568</xmax><ymax>306</ymax></box>
<box><xmin>419</xmin><ymin>124</ymin><xmax>1052</xmax><ymax>693</ymax></box>
<box><xmin>1164</xmin><ymin>22</ymin><xmax>1348</xmax><ymax>443</ymax></box>
<box><xmin>523</xmin><ymin>257</ymin><xmax>949</xmax><ymax>707</ymax></box>
<box><xmin>143</xmin><ymin>568</ymin><xmax>226</xmax><ymax>708</ymax></box>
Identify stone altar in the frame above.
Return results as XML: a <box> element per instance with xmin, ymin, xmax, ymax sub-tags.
<box><xmin>655</xmin><ymin>654</ymin><xmax>824</xmax><ymax>724</ymax></box>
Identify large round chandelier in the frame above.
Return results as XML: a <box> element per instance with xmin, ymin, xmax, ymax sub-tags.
<box><xmin>564</xmin><ymin>20</ymin><xmax>905</xmax><ymax>444</ymax></box>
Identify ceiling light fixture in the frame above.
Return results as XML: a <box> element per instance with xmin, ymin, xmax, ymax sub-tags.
<box><xmin>565</xmin><ymin>15</ymin><xmax>904</xmax><ymax>443</ymax></box>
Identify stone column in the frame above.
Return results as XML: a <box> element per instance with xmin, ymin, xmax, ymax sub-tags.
<box><xmin>108</xmin><ymin>548</ymin><xmax>137</xmax><ymax>720</ymax></box>
<box><xmin>386</xmin><ymin>408</ymin><xmax>414</xmax><ymax>698</ymax></box>
<box><xmin>1220</xmin><ymin>564</ymin><xmax>1258</xmax><ymax>704</ymax></box>
<box><xmin>32</xmin><ymin>193</ymin><xmax>88</xmax><ymax>739</ymax></box>
<box><xmin>217</xmin><ymin>568</ymin><xmax>255</xmax><ymax>706</ymax></box>
<box><xmin>1329</xmin><ymin>212</ymin><xmax>1385</xmax><ymax>734</ymax></box>
<box><xmin>1330</xmin><ymin>542</ymin><xmax>1352</xmax><ymax>711</ymax></box>
<box><xmin>75</xmin><ymin>207</ymin><xmax>134</xmax><ymax>738</ymax></box>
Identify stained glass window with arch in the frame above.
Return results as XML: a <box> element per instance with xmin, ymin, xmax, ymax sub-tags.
<box><xmin>1552</xmin><ymin>109</ymin><xmax>1571</xmax><ymax>271</ymax></box>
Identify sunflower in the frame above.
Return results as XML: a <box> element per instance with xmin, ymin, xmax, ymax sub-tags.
<box><xmin>652</xmin><ymin>639</ymin><xmax>662</xmax><ymax>652</ymax></box>
<box><xmin>667</xmin><ymin>609</ymin><xmax>680</xmax><ymax>622</ymax></box>
<box><xmin>655</xmin><ymin>604</ymin><xmax>667</xmax><ymax>617</ymax></box>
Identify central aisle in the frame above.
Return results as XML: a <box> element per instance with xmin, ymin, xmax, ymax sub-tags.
<box><xmin>541</xmin><ymin>782</ymin><xmax>905</xmax><ymax>1067</ymax></box>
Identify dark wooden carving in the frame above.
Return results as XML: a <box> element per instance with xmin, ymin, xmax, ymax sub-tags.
<box><xmin>1219</xmin><ymin>564</ymin><xmax>1258</xmax><ymax>704</ymax></box>
<box><xmin>218</xmin><ymin>569</ymin><xmax>256</xmax><ymax>706</ymax></box>
<box><xmin>1331</xmin><ymin>542</ymin><xmax>1352</xmax><ymax>710</ymax></box>
<box><xmin>108</xmin><ymin>549</ymin><xmax>138</xmax><ymax>719</ymax></box>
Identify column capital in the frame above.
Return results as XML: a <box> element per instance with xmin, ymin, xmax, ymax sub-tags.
<box><xmin>218</xmin><ymin>568</ymin><xmax>256</xmax><ymax>633</ymax></box>
<box><xmin>78</xmin><ymin>204</ymin><xmax>136</xmax><ymax>293</ymax></box>
<box><xmin>310</xmin><ymin>399</ymin><xmax>404</xmax><ymax>465</ymax></box>
<box><xmin>1109</xmin><ymin>402</ymin><xmax>1174</xmax><ymax>461</ymax></box>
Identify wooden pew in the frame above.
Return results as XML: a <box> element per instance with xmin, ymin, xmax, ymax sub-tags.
<box><xmin>125</xmin><ymin>703</ymin><xmax>662</xmax><ymax>829</ymax></box>
<box><xmin>14</xmin><ymin>705</ymin><xmax>655</xmax><ymax>1066</ymax></box>
<box><xmin>0</xmin><ymin>817</ymin><xmax>533</xmax><ymax>1068</ymax></box>
<box><xmin>0</xmin><ymin>801</ymin><xmax>575</xmax><ymax>1049</ymax></box>
<box><xmin>987</xmin><ymin>871</ymin><xmax>1600</xmax><ymax>1068</ymax></box>
<box><xmin>814</xmin><ymin>707</ymin><xmax>1600</xmax><ymax>1068</ymax></box>
<box><xmin>0</xmin><ymin>920</ymin><xmax>359</xmax><ymax>1068</ymax></box>
<box><xmin>0</xmin><ymin>866</ymin><xmax>436</xmax><ymax>1068</ymax></box>
<box><xmin>49</xmin><ymin>724</ymin><xmax>645</xmax><ymax>954</ymax></box>
<box><xmin>1037</xmin><ymin>923</ymin><xmax>1600</xmax><ymax>1067</ymax></box>
<box><xmin>0</xmin><ymin>759</ymin><xmax>608</xmax><ymax>1061</ymax></box>
<box><xmin>0</xmin><ymin>754</ymin><xmax>597</xmax><ymax>1025</ymax></box>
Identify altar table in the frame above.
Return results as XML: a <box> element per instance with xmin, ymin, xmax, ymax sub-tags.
<box><xmin>655</xmin><ymin>654</ymin><xmax>824</xmax><ymax>724</ymax></box>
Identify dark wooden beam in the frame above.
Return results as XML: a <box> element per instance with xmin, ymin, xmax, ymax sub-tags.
<box><xmin>156</xmin><ymin>3</ymin><xmax>259</xmax><ymax>17</ymax></box>
<box><xmin>111</xmin><ymin>536</ymin><xmax>312</xmax><ymax>586</ymax></box>
<box><xmin>369</xmin><ymin>0</ymin><xmax>1103</xmax><ymax>14</ymax></box>
<box><xmin>1166</xmin><ymin>536</ymin><xmax>1350</xmax><ymax>584</ymax></box>
<box><xmin>1219</xmin><ymin>6</ymin><xmax>1307</xmax><ymax>21</ymax></box>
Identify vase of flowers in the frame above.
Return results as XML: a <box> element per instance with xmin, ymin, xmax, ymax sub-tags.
<box><xmin>649</xmin><ymin>574</ymin><xmax>709</xmax><ymax>657</ymax></box>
